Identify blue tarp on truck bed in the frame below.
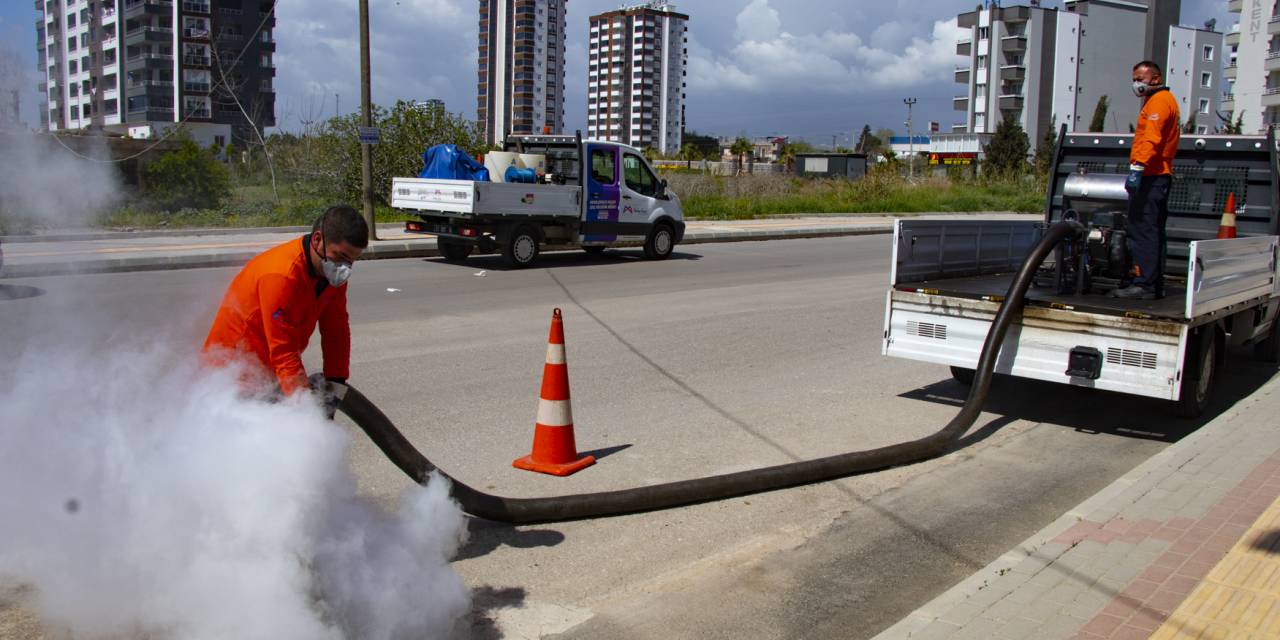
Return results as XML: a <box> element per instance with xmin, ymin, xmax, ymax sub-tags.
<box><xmin>419</xmin><ymin>144</ymin><xmax>490</xmax><ymax>181</ymax></box>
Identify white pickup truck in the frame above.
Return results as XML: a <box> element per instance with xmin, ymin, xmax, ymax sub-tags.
<box><xmin>391</xmin><ymin>135</ymin><xmax>685</xmax><ymax>268</ymax></box>
<box><xmin>883</xmin><ymin>131</ymin><xmax>1280</xmax><ymax>416</ymax></box>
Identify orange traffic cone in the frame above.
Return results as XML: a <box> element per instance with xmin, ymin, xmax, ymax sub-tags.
<box><xmin>513</xmin><ymin>308</ymin><xmax>596</xmax><ymax>476</ymax></box>
<box><xmin>1217</xmin><ymin>192</ymin><xmax>1239</xmax><ymax>239</ymax></box>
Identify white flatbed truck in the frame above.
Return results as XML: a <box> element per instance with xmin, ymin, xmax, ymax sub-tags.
<box><xmin>391</xmin><ymin>135</ymin><xmax>685</xmax><ymax>268</ymax></box>
<box><xmin>883</xmin><ymin>132</ymin><xmax>1280</xmax><ymax>416</ymax></box>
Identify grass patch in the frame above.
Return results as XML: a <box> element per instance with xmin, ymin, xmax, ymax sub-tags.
<box><xmin>95</xmin><ymin>183</ymin><xmax>411</xmax><ymax>230</ymax></box>
<box><xmin>662</xmin><ymin>171</ymin><xmax>1044</xmax><ymax>220</ymax></box>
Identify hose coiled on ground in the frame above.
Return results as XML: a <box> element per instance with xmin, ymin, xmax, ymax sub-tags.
<box><xmin>336</xmin><ymin>221</ymin><xmax>1084</xmax><ymax>524</ymax></box>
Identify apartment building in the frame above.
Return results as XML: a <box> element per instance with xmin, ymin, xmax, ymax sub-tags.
<box><xmin>1223</xmin><ymin>0</ymin><xmax>1280</xmax><ymax>132</ymax></box>
<box><xmin>586</xmin><ymin>1</ymin><xmax>688</xmax><ymax>155</ymax></box>
<box><xmin>35</xmin><ymin>0</ymin><xmax>276</xmax><ymax>146</ymax></box>
<box><xmin>477</xmin><ymin>0</ymin><xmax>567</xmax><ymax>146</ymax></box>
<box><xmin>954</xmin><ymin>1</ymin><xmax>1188</xmax><ymax>144</ymax></box>
<box><xmin>1166</xmin><ymin>25</ymin><xmax>1224</xmax><ymax>134</ymax></box>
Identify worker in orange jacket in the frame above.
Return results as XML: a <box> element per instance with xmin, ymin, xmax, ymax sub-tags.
<box><xmin>1112</xmin><ymin>60</ymin><xmax>1180</xmax><ymax>300</ymax></box>
<box><xmin>204</xmin><ymin>206</ymin><xmax>368</xmax><ymax>407</ymax></box>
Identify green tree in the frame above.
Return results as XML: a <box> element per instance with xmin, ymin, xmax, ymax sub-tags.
<box><xmin>678</xmin><ymin>143</ymin><xmax>701</xmax><ymax>168</ymax></box>
<box><xmin>729</xmin><ymin>136</ymin><xmax>753</xmax><ymax>174</ymax></box>
<box><xmin>141</xmin><ymin>138</ymin><xmax>232</xmax><ymax>210</ymax></box>
<box><xmin>287</xmin><ymin>99</ymin><xmax>485</xmax><ymax>205</ymax></box>
<box><xmin>985</xmin><ymin>114</ymin><xmax>1031</xmax><ymax>176</ymax></box>
<box><xmin>855</xmin><ymin>124</ymin><xmax>873</xmax><ymax>153</ymax></box>
<box><xmin>1183</xmin><ymin>113</ymin><xmax>1198</xmax><ymax>134</ymax></box>
<box><xmin>1033</xmin><ymin>116</ymin><xmax>1059</xmax><ymax>175</ymax></box>
<box><xmin>1222</xmin><ymin>110</ymin><xmax>1245</xmax><ymax>134</ymax></box>
<box><xmin>1088</xmin><ymin>95</ymin><xmax>1109</xmax><ymax>133</ymax></box>
<box><xmin>778</xmin><ymin>139</ymin><xmax>816</xmax><ymax>166</ymax></box>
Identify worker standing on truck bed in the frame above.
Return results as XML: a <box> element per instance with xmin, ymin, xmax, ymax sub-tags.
<box><xmin>1113</xmin><ymin>59</ymin><xmax>1180</xmax><ymax>300</ymax></box>
<box><xmin>203</xmin><ymin>206</ymin><xmax>368</xmax><ymax>410</ymax></box>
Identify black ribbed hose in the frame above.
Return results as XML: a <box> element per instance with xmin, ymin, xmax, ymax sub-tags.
<box><xmin>336</xmin><ymin>221</ymin><xmax>1083</xmax><ymax>523</ymax></box>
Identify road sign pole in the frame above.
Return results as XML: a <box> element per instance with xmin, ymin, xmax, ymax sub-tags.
<box><xmin>359</xmin><ymin>0</ymin><xmax>377</xmax><ymax>240</ymax></box>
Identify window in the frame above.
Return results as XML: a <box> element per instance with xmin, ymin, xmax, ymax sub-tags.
<box><xmin>1201</xmin><ymin>72</ymin><xmax>1212</xmax><ymax>88</ymax></box>
<box><xmin>1199</xmin><ymin>98</ymin><xmax>1210</xmax><ymax>114</ymax></box>
<box><xmin>590</xmin><ymin>148</ymin><xmax>615</xmax><ymax>184</ymax></box>
<box><xmin>978</xmin><ymin>27</ymin><xmax>989</xmax><ymax>39</ymax></box>
<box><xmin>68</xmin><ymin>60</ymin><xmax>77</xmax><ymax>74</ymax></box>
<box><xmin>1203</xmin><ymin>45</ymin><xmax>1214</xmax><ymax>61</ymax></box>
<box><xmin>623</xmin><ymin>153</ymin><xmax>657</xmax><ymax>197</ymax></box>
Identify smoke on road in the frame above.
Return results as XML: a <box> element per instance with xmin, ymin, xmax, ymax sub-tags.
<box><xmin>0</xmin><ymin>340</ymin><xmax>471</xmax><ymax>639</ymax></box>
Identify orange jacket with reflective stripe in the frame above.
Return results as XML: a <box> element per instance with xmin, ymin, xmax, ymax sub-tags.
<box><xmin>1130</xmin><ymin>88</ymin><xmax>1180</xmax><ymax>176</ymax></box>
<box><xmin>203</xmin><ymin>234</ymin><xmax>350</xmax><ymax>395</ymax></box>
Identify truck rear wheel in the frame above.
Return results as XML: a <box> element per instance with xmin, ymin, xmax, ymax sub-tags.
<box><xmin>643</xmin><ymin>223</ymin><xmax>675</xmax><ymax>260</ymax></box>
<box><xmin>438</xmin><ymin>240</ymin><xmax>472</xmax><ymax>263</ymax></box>
<box><xmin>1176</xmin><ymin>327</ymin><xmax>1218</xmax><ymax>418</ymax></box>
<box><xmin>502</xmin><ymin>225</ymin><xmax>540</xmax><ymax>268</ymax></box>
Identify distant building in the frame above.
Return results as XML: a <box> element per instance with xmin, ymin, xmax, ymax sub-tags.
<box><xmin>1223</xmin><ymin>0</ymin><xmax>1279</xmax><ymax>132</ymax></box>
<box><xmin>953</xmin><ymin>1</ymin><xmax>1199</xmax><ymax>144</ymax></box>
<box><xmin>587</xmin><ymin>1</ymin><xmax>688</xmax><ymax>155</ymax></box>
<box><xmin>478</xmin><ymin>0</ymin><xmax>567</xmax><ymax>146</ymax></box>
<box><xmin>34</xmin><ymin>0</ymin><xmax>277</xmax><ymax>147</ymax></box>
<box><xmin>1166</xmin><ymin>25</ymin><xmax>1224</xmax><ymax>135</ymax></box>
<box><xmin>888</xmin><ymin>135</ymin><xmax>931</xmax><ymax>157</ymax></box>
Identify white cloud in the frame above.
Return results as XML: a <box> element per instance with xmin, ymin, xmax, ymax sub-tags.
<box><xmin>691</xmin><ymin>0</ymin><xmax>964</xmax><ymax>96</ymax></box>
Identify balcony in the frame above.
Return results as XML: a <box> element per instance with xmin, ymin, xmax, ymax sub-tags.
<box><xmin>953</xmin><ymin>95</ymin><xmax>969</xmax><ymax>111</ymax></box>
<box><xmin>1264</xmin><ymin>86</ymin><xmax>1280</xmax><ymax>106</ymax></box>
<box><xmin>955</xmin><ymin>66</ymin><xmax>970</xmax><ymax>84</ymax></box>
<box><xmin>1227</xmin><ymin>30</ymin><xmax>1240</xmax><ymax>45</ymax></box>
<box><xmin>952</xmin><ymin>122</ymin><xmax>969</xmax><ymax>132</ymax></box>
<box><xmin>182</xmin><ymin>54</ymin><xmax>210</xmax><ymax>67</ymax></box>
<box><xmin>998</xmin><ymin>94</ymin><xmax>1024</xmax><ymax>110</ymax></box>
<box><xmin>182</xmin><ymin>1</ymin><xmax>210</xmax><ymax>13</ymax></box>
<box><xmin>1000</xmin><ymin>64</ymin><xmax>1025</xmax><ymax>81</ymax></box>
<box><xmin>124</xmin><ymin>25</ymin><xmax>173</xmax><ymax>45</ymax></box>
<box><xmin>1228</xmin><ymin>0</ymin><xmax>1243</xmax><ymax>11</ymax></box>
<box><xmin>1001</xmin><ymin>35</ymin><xmax>1027</xmax><ymax>53</ymax></box>
<box><xmin>183</xmin><ymin>81</ymin><xmax>210</xmax><ymax>93</ymax></box>
<box><xmin>957</xmin><ymin>38</ymin><xmax>972</xmax><ymax>56</ymax></box>
<box><xmin>123</xmin><ymin>0</ymin><xmax>173</xmax><ymax>18</ymax></box>
<box><xmin>1225</xmin><ymin>62</ymin><xmax>1238</xmax><ymax>79</ymax></box>
<box><xmin>999</xmin><ymin>6</ymin><xmax>1031</xmax><ymax>22</ymax></box>
<box><xmin>1267</xmin><ymin>50</ymin><xmax>1280</xmax><ymax>71</ymax></box>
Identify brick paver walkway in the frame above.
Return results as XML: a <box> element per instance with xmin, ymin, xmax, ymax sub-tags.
<box><xmin>874</xmin><ymin>372</ymin><xmax>1280</xmax><ymax>640</ymax></box>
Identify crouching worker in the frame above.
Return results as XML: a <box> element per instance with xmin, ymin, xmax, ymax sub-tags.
<box><xmin>203</xmin><ymin>206</ymin><xmax>368</xmax><ymax>416</ymax></box>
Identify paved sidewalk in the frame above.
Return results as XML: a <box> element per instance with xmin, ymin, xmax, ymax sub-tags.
<box><xmin>875</xmin><ymin>373</ymin><xmax>1280</xmax><ymax>640</ymax></box>
<box><xmin>0</xmin><ymin>213</ymin><xmax>1033</xmax><ymax>278</ymax></box>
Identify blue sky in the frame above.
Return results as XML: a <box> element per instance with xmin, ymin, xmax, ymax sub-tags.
<box><xmin>1</xmin><ymin>0</ymin><xmax>1233</xmax><ymax>146</ymax></box>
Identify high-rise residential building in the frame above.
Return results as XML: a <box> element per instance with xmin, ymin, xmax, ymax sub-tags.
<box><xmin>1224</xmin><ymin>0</ymin><xmax>1280</xmax><ymax>132</ymax></box>
<box><xmin>954</xmin><ymin>1</ymin><xmax>1192</xmax><ymax>145</ymax></box>
<box><xmin>586</xmin><ymin>1</ymin><xmax>688</xmax><ymax>155</ymax></box>
<box><xmin>477</xmin><ymin>0</ymin><xmax>567</xmax><ymax>147</ymax></box>
<box><xmin>1166</xmin><ymin>25</ymin><xmax>1224</xmax><ymax>135</ymax></box>
<box><xmin>35</xmin><ymin>0</ymin><xmax>276</xmax><ymax>146</ymax></box>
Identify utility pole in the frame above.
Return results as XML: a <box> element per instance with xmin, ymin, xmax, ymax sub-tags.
<box><xmin>831</xmin><ymin>134</ymin><xmax>837</xmax><ymax>151</ymax></box>
<box><xmin>335</xmin><ymin>93</ymin><xmax>339</xmax><ymax>119</ymax></box>
<box><xmin>903</xmin><ymin>97</ymin><xmax>918</xmax><ymax>179</ymax></box>
<box><xmin>359</xmin><ymin>0</ymin><xmax>378</xmax><ymax>240</ymax></box>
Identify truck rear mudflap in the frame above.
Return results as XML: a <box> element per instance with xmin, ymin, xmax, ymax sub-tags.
<box><xmin>883</xmin><ymin>290</ymin><xmax>1189</xmax><ymax>401</ymax></box>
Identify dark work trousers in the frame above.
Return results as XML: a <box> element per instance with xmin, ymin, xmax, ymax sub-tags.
<box><xmin>1126</xmin><ymin>174</ymin><xmax>1172</xmax><ymax>295</ymax></box>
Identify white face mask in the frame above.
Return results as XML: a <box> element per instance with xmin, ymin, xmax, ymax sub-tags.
<box><xmin>1133</xmin><ymin>81</ymin><xmax>1160</xmax><ymax>98</ymax></box>
<box><xmin>318</xmin><ymin>237</ymin><xmax>353</xmax><ymax>286</ymax></box>
<box><xmin>322</xmin><ymin>258</ymin><xmax>352</xmax><ymax>287</ymax></box>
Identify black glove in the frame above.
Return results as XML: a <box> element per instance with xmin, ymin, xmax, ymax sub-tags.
<box><xmin>1125</xmin><ymin>164</ymin><xmax>1144</xmax><ymax>195</ymax></box>
<box><xmin>308</xmin><ymin>373</ymin><xmax>341</xmax><ymax>420</ymax></box>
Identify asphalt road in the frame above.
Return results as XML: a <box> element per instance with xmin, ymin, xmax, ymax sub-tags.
<box><xmin>1</xmin><ymin>237</ymin><xmax>1273</xmax><ymax>639</ymax></box>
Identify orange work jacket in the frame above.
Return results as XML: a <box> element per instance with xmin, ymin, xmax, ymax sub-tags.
<box><xmin>203</xmin><ymin>234</ymin><xmax>350</xmax><ymax>395</ymax></box>
<box><xmin>1130</xmin><ymin>88</ymin><xmax>1180</xmax><ymax>176</ymax></box>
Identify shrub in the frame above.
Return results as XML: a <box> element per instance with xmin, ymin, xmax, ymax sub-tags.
<box><xmin>141</xmin><ymin>139</ymin><xmax>232</xmax><ymax>211</ymax></box>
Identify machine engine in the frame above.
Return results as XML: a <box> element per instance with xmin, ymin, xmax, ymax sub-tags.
<box><xmin>1038</xmin><ymin>171</ymin><xmax>1133</xmax><ymax>295</ymax></box>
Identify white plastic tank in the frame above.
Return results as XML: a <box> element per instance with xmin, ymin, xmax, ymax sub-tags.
<box><xmin>484</xmin><ymin>152</ymin><xmax>521</xmax><ymax>183</ymax></box>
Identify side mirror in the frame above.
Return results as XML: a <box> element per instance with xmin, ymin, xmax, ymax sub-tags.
<box><xmin>659</xmin><ymin>178</ymin><xmax>669</xmax><ymax>198</ymax></box>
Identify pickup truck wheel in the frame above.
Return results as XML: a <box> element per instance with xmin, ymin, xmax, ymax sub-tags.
<box><xmin>643</xmin><ymin>223</ymin><xmax>675</xmax><ymax>260</ymax></box>
<box><xmin>950</xmin><ymin>366</ymin><xmax>976</xmax><ymax>385</ymax></box>
<box><xmin>438</xmin><ymin>240</ymin><xmax>472</xmax><ymax>263</ymax></box>
<box><xmin>1253</xmin><ymin>314</ymin><xmax>1280</xmax><ymax>363</ymax></box>
<box><xmin>1176</xmin><ymin>328</ymin><xmax>1217</xmax><ymax>418</ymax></box>
<box><xmin>502</xmin><ymin>225</ymin><xmax>540</xmax><ymax>268</ymax></box>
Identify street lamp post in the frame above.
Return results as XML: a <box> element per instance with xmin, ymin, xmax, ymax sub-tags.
<box><xmin>904</xmin><ymin>97</ymin><xmax>917</xmax><ymax>179</ymax></box>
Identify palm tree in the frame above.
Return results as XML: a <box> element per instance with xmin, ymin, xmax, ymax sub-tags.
<box><xmin>729</xmin><ymin>137</ymin><xmax>752</xmax><ymax>175</ymax></box>
<box><xmin>679</xmin><ymin>143</ymin><xmax>700</xmax><ymax>169</ymax></box>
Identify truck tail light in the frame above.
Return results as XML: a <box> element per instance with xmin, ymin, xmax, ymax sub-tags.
<box><xmin>459</xmin><ymin>227</ymin><xmax>478</xmax><ymax>237</ymax></box>
<box><xmin>406</xmin><ymin>221</ymin><xmax>424</xmax><ymax>232</ymax></box>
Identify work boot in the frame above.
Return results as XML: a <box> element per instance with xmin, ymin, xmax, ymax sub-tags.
<box><xmin>1108</xmin><ymin>285</ymin><xmax>1157</xmax><ymax>300</ymax></box>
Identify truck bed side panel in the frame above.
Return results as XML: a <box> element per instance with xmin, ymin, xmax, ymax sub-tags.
<box><xmin>391</xmin><ymin>177</ymin><xmax>582</xmax><ymax>218</ymax></box>
<box><xmin>1186</xmin><ymin>236</ymin><xmax>1280</xmax><ymax>317</ymax></box>
<box><xmin>884</xmin><ymin>291</ymin><xmax>1187</xmax><ymax>401</ymax></box>
<box><xmin>893</xmin><ymin>219</ymin><xmax>1043</xmax><ymax>285</ymax></box>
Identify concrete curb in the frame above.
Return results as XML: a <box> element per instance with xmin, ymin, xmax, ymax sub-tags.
<box><xmin>0</xmin><ymin>224</ymin><xmax>895</xmax><ymax>279</ymax></box>
<box><xmin>871</xmin><ymin>372</ymin><xmax>1280</xmax><ymax>640</ymax></box>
